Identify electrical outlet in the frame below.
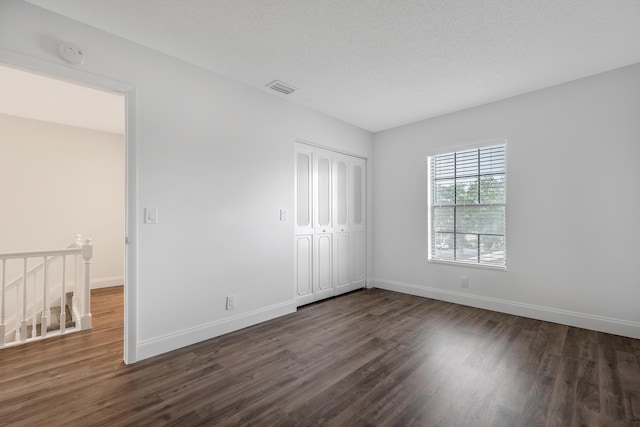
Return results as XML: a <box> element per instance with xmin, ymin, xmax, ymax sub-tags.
<box><xmin>460</xmin><ymin>276</ymin><xmax>469</xmax><ymax>288</ymax></box>
<box><xmin>226</xmin><ymin>295</ymin><xmax>236</xmax><ymax>310</ymax></box>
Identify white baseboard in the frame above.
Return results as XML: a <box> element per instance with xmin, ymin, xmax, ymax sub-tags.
<box><xmin>91</xmin><ymin>276</ymin><xmax>124</xmax><ymax>289</ymax></box>
<box><xmin>371</xmin><ymin>277</ymin><xmax>640</xmax><ymax>339</ymax></box>
<box><xmin>137</xmin><ymin>300</ymin><xmax>297</xmax><ymax>361</ymax></box>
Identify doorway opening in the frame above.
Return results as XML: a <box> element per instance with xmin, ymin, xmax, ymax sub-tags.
<box><xmin>0</xmin><ymin>63</ymin><xmax>128</xmax><ymax>359</ymax></box>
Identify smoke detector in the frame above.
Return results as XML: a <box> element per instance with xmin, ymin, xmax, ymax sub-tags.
<box><xmin>266</xmin><ymin>80</ymin><xmax>297</xmax><ymax>95</ymax></box>
<box><xmin>59</xmin><ymin>42</ymin><xmax>85</xmax><ymax>65</ymax></box>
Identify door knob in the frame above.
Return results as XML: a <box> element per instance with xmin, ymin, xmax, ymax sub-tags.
<box><xmin>323</xmin><ymin>229</ymin><xmax>326</xmax><ymax>233</ymax></box>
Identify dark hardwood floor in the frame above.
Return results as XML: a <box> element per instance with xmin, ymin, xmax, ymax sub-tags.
<box><xmin>1</xmin><ymin>286</ymin><xmax>639</xmax><ymax>426</ymax></box>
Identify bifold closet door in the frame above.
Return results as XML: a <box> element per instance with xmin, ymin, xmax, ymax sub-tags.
<box><xmin>333</xmin><ymin>154</ymin><xmax>351</xmax><ymax>295</ymax></box>
<box><xmin>294</xmin><ymin>146</ymin><xmax>314</xmax><ymax>305</ymax></box>
<box><xmin>335</xmin><ymin>154</ymin><xmax>366</xmax><ymax>295</ymax></box>
<box><xmin>294</xmin><ymin>143</ymin><xmax>366</xmax><ymax>306</ymax></box>
<box><xmin>350</xmin><ymin>157</ymin><xmax>366</xmax><ymax>289</ymax></box>
<box><xmin>313</xmin><ymin>148</ymin><xmax>335</xmax><ymax>301</ymax></box>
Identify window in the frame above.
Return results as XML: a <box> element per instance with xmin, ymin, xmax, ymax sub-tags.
<box><xmin>428</xmin><ymin>144</ymin><xmax>506</xmax><ymax>268</ymax></box>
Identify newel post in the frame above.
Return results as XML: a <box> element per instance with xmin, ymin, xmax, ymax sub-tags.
<box><xmin>79</xmin><ymin>238</ymin><xmax>93</xmax><ymax>330</ymax></box>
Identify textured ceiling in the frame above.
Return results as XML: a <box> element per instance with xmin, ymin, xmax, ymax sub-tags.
<box><xmin>0</xmin><ymin>64</ymin><xmax>124</xmax><ymax>134</ymax></box>
<box><xmin>24</xmin><ymin>0</ymin><xmax>640</xmax><ymax>132</ymax></box>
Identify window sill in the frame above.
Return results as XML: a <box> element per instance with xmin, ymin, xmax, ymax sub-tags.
<box><xmin>428</xmin><ymin>258</ymin><xmax>507</xmax><ymax>271</ymax></box>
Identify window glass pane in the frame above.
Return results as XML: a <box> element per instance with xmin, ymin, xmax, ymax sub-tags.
<box><xmin>433</xmin><ymin>207</ymin><xmax>454</xmax><ymax>232</ymax></box>
<box><xmin>455</xmin><ymin>177</ymin><xmax>478</xmax><ymax>204</ymax></box>
<box><xmin>455</xmin><ymin>234</ymin><xmax>478</xmax><ymax>262</ymax></box>
<box><xmin>434</xmin><ymin>232</ymin><xmax>454</xmax><ymax>260</ymax></box>
<box><xmin>479</xmin><ymin>235</ymin><xmax>506</xmax><ymax>265</ymax></box>
<box><xmin>455</xmin><ymin>206</ymin><xmax>505</xmax><ymax>235</ymax></box>
<box><xmin>479</xmin><ymin>175</ymin><xmax>505</xmax><ymax>204</ymax></box>
<box><xmin>296</xmin><ymin>153</ymin><xmax>310</xmax><ymax>227</ymax></box>
<box><xmin>434</xmin><ymin>179</ymin><xmax>454</xmax><ymax>205</ymax></box>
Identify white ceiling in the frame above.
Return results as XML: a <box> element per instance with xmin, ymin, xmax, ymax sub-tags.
<box><xmin>24</xmin><ymin>0</ymin><xmax>640</xmax><ymax>132</ymax></box>
<box><xmin>0</xmin><ymin>64</ymin><xmax>125</xmax><ymax>134</ymax></box>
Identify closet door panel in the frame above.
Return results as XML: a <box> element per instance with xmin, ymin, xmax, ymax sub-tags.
<box><xmin>314</xmin><ymin>233</ymin><xmax>334</xmax><ymax>299</ymax></box>
<box><xmin>333</xmin><ymin>154</ymin><xmax>350</xmax><ymax>291</ymax></box>
<box><xmin>314</xmin><ymin>149</ymin><xmax>333</xmax><ymax>233</ymax></box>
<box><xmin>335</xmin><ymin>157</ymin><xmax>348</xmax><ymax>230</ymax></box>
<box><xmin>350</xmin><ymin>158</ymin><xmax>366</xmax><ymax>232</ymax></box>
<box><xmin>295</xmin><ymin>149</ymin><xmax>313</xmax><ymax>234</ymax></box>
<box><xmin>295</xmin><ymin>235</ymin><xmax>313</xmax><ymax>296</ymax></box>
<box><xmin>350</xmin><ymin>157</ymin><xmax>366</xmax><ymax>288</ymax></box>
<box><xmin>351</xmin><ymin>231</ymin><xmax>366</xmax><ymax>286</ymax></box>
<box><xmin>334</xmin><ymin>232</ymin><xmax>350</xmax><ymax>289</ymax></box>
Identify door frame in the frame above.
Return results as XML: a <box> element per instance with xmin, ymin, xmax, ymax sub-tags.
<box><xmin>0</xmin><ymin>48</ymin><xmax>139</xmax><ymax>363</ymax></box>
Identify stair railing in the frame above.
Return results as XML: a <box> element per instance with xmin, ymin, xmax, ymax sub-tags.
<box><xmin>0</xmin><ymin>235</ymin><xmax>93</xmax><ymax>348</ymax></box>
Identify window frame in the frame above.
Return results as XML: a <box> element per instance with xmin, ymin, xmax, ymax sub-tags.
<box><xmin>427</xmin><ymin>141</ymin><xmax>507</xmax><ymax>270</ymax></box>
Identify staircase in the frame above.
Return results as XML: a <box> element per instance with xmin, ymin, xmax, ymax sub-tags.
<box><xmin>0</xmin><ymin>235</ymin><xmax>93</xmax><ymax>348</ymax></box>
<box><xmin>25</xmin><ymin>293</ymin><xmax>74</xmax><ymax>338</ymax></box>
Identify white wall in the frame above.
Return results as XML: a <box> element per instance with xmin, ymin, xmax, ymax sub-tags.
<box><xmin>0</xmin><ymin>113</ymin><xmax>125</xmax><ymax>288</ymax></box>
<box><xmin>373</xmin><ymin>63</ymin><xmax>640</xmax><ymax>338</ymax></box>
<box><xmin>0</xmin><ymin>0</ymin><xmax>374</xmax><ymax>361</ymax></box>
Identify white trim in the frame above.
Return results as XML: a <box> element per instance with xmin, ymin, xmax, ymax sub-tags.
<box><xmin>371</xmin><ymin>277</ymin><xmax>640</xmax><ymax>339</ymax></box>
<box><xmin>427</xmin><ymin>259</ymin><xmax>507</xmax><ymax>271</ymax></box>
<box><xmin>91</xmin><ymin>277</ymin><xmax>124</xmax><ymax>289</ymax></box>
<box><xmin>295</xmin><ymin>139</ymin><xmax>369</xmax><ymax>161</ymax></box>
<box><xmin>123</xmin><ymin>88</ymin><xmax>138</xmax><ymax>364</ymax></box>
<box><xmin>137</xmin><ymin>300</ymin><xmax>297</xmax><ymax>361</ymax></box>
<box><xmin>0</xmin><ymin>48</ymin><xmax>135</xmax><ymax>94</ymax></box>
<box><xmin>425</xmin><ymin>137</ymin><xmax>508</xmax><ymax>158</ymax></box>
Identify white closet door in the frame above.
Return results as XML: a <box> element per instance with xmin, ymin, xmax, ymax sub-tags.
<box><xmin>350</xmin><ymin>157</ymin><xmax>366</xmax><ymax>288</ymax></box>
<box><xmin>294</xmin><ymin>148</ymin><xmax>314</xmax><ymax>300</ymax></box>
<box><xmin>294</xmin><ymin>143</ymin><xmax>366</xmax><ymax>306</ymax></box>
<box><xmin>334</xmin><ymin>154</ymin><xmax>351</xmax><ymax>294</ymax></box>
<box><xmin>313</xmin><ymin>148</ymin><xmax>334</xmax><ymax>300</ymax></box>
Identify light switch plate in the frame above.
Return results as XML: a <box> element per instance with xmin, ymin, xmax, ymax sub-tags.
<box><xmin>226</xmin><ymin>295</ymin><xmax>236</xmax><ymax>310</ymax></box>
<box><xmin>144</xmin><ymin>207</ymin><xmax>158</xmax><ymax>224</ymax></box>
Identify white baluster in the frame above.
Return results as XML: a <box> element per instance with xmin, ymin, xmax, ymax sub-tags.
<box><xmin>0</xmin><ymin>258</ymin><xmax>5</xmax><ymax>347</ymax></box>
<box><xmin>79</xmin><ymin>238</ymin><xmax>92</xmax><ymax>330</ymax></box>
<box><xmin>32</xmin><ymin>270</ymin><xmax>37</xmax><ymax>338</ymax></box>
<box><xmin>41</xmin><ymin>256</ymin><xmax>49</xmax><ymax>338</ymax></box>
<box><xmin>20</xmin><ymin>258</ymin><xmax>27</xmax><ymax>342</ymax></box>
<box><xmin>60</xmin><ymin>255</ymin><xmax>66</xmax><ymax>334</ymax></box>
<box><xmin>15</xmin><ymin>266</ymin><xmax>19</xmax><ymax>341</ymax></box>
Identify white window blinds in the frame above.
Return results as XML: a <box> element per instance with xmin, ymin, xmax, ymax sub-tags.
<box><xmin>429</xmin><ymin>144</ymin><xmax>506</xmax><ymax>268</ymax></box>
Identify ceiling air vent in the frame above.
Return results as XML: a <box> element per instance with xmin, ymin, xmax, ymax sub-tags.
<box><xmin>266</xmin><ymin>80</ymin><xmax>297</xmax><ymax>95</ymax></box>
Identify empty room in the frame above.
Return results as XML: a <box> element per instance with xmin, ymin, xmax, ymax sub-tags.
<box><xmin>1</xmin><ymin>0</ymin><xmax>639</xmax><ymax>425</ymax></box>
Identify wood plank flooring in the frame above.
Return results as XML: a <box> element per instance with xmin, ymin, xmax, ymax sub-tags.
<box><xmin>1</xmin><ymin>286</ymin><xmax>639</xmax><ymax>426</ymax></box>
